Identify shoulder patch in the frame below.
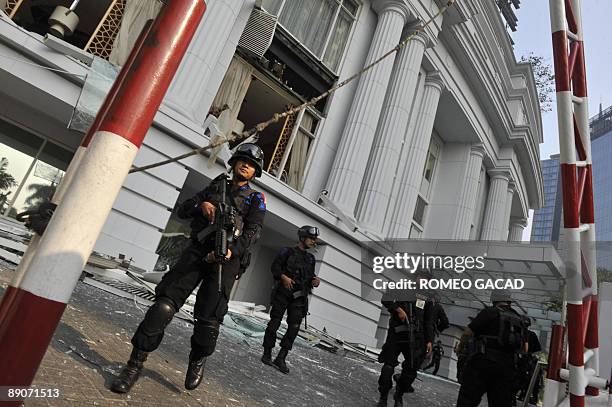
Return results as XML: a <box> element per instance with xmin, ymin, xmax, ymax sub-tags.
<box><xmin>254</xmin><ymin>192</ymin><xmax>266</xmax><ymax>210</ymax></box>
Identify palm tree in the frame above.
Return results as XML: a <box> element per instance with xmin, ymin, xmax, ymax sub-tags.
<box><xmin>24</xmin><ymin>183</ymin><xmax>56</xmax><ymax>210</ymax></box>
<box><xmin>0</xmin><ymin>158</ymin><xmax>17</xmax><ymax>191</ymax></box>
<box><xmin>0</xmin><ymin>158</ymin><xmax>17</xmax><ymax>213</ymax></box>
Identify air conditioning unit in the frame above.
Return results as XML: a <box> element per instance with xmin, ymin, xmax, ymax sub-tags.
<box><xmin>238</xmin><ymin>6</ymin><xmax>278</xmax><ymax>58</ymax></box>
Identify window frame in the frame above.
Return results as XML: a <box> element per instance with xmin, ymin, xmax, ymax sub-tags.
<box><xmin>410</xmin><ymin>134</ymin><xmax>442</xmax><ymax>235</ymax></box>
<box><xmin>0</xmin><ymin>116</ymin><xmax>72</xmax><ymax>219</ymax></box>
<box><xmin>275</xmin><ymin>107</ymin><xmax>323</xmax><ymax>191</ymax></box>
<box><xmin>265</xmin><ymin>0</ymin><xmax>361</xmax><ymax>73</ymax></box>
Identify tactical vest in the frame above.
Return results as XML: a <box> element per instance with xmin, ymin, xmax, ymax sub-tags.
<box><xmin>481</xmin><ymin>306</ymin><xmax>528</xmax><ymax>352</ymax></box>
<box><xmin>284</xmin><ymin>247</ymin><xmax>314</xmax><ymax>284</ymax></box>
<box><xmin>394</xmin><ymin>296</ymin><xmax>427</xmax><ymax>336</ymax></box>
<box><xmin>207</xmin><ymin>174</ymin><xmax>257</xmax><ymax>238</ymax></box>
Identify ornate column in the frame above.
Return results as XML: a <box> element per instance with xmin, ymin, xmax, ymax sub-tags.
<box><xmin>164</xmin><ymin>0</ymin><xmax>246</xmax><ymax>124</ymax></box>
<box><xmin>325</xmin><ymin>0</ymin><xmax>411</xmax><ymax>216</ymax></box>
<box><xmin>387</xmin><ymin>72</ymin><xmax>445</xmax><ymax>239</ymax></box>
<box><xmin>502</xmin><ymin>181</ymin><xmax>516</xmax><ymax>240</ymax></box>
<box><xmin>356</xmin><ymin>30</ymin><xmax>429</xmax><ymax>233</ymax></box>
<box><xmin>451</xmin><ymin>144</ymin><xmax>486</xmax><ymax>239</ymax></box>
<box><xmin>479</xmin><ymin>169</ymin><xmax>511</xmax><ymax>241</ymax></box>
<box><xmin>508</xmin><ymin>217</ymin><xmax>527</xmax><ymax>242</ymax></box>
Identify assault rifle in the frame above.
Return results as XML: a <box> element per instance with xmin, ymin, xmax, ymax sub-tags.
<box><xmin>196</xmin><ymin>174</ymin><xmax>236</xmax><ymax>292</ymax></box>
<box><xmin>292</xmin><ymin>267</ymin><xmax>312</xmax><ymax>329</ymax></box>
<box><xmin>394</xmin><ymin>303</ymin><xmax>416</xmax><ymax>369</ymax></box>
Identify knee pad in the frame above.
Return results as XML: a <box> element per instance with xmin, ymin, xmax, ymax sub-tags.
<box><xmin>287</xmin><ymin>323</ymin><xmax>301</xmax><ymax>333</ymax></box>
<box><xmin>192</xmin><ymin>318</ymin><xmax>220</xmax><ymax>356</ymax></box>
<box><xmin>269</xmin><ymin>304</ymin><xmax>286</xmax><ymax>320</ymax></box>
<box><xmin>378</xmin><ymin>364</ymin><xmax>395</xmax><ymax>390</ymax></box>
<box><xmin>381</xmin><ymin>364</ymin><xmax>395</xmax><ymax>377</ymax></box>
<box><xmin>141</xmin><ymin>297</ymin><xmax>177</xmax><ymax>336</ymax></box>
<box><xmin>286</xmin><ymin>312</ymin><xmax>303</xmax><ymax>325</ymax></box>
<box><xmin>267</xmin><ymin>317</ymin><xmax>282</xmax><ymax>331</ymax></box>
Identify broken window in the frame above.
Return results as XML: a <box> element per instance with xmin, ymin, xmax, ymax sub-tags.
<box><xmin>269</xmin><ymin>108</ymin><xmax>319</xmax><ymax>190</ymax></box>
<box><xmin>0</xmin><ymin>120</ymin><xmax>71</xmax><ymax>218</ymax></box>
<box><xmin>262</xmin><ymin>0</ymin><xmax>360</xmax><ymax>72</ymax></box>
<box><xmin>4</xmin><ymin>0</ymin><xmax>161</xmax><ymax>63</ymax></box>
<box><xmin>229</xmin><ymin>72</ymin><xmax>319</xmax><ymax>191</ymax></box>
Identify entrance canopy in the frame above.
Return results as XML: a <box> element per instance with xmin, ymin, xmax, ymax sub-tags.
<box><xmin>363</xmin><ymin>239</ymin><xmax>565</xmax><ymax>332</ymax></box>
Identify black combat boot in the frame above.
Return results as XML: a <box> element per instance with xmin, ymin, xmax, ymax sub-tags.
<box><xmin>261</xmin><ymin>347</ymin><xmax>273</xmax><ymax>365</ymax></box>
<box><xmin>110</xmin><ymin>347</ymin><xmax>148</xmax><ymax>393</ymax></box>
<box><xmin>393</xmin><ymin>387</ymin><xmax>404</xmax><ymax>407</ymax></box>
<box><xmin>376</xmin><ymin>391</ymin><xmax>388</xmax><ymax>406</ymax></box>
<box><xmin>273</xmin><ymin>348</ymin><xmax>290</xmax><ymax>374</ymax></box>
<box><xmin>392</xmin><ymin>373</ymin><xmax>414</xmax><ymax>393</ymax></box>
<box><xmin>184</xmin><ymin>350</ymin><xmax>207</xmax><ymax>390</ymax></box>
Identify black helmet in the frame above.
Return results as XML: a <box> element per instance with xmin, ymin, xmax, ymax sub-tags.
<box><xmin>298</xmin><ymin>225</ymin><xmax>319</xmax><ymax>239</ymax></box>
<box><xmin>228</xmin><ymin>143</ymin><xmax>264</xmax><ymax>177</ymax></box>
<box><xmin>490</xmin><ymin>289</ymin><xmax>512</xmax><ymax>304</ymax></box>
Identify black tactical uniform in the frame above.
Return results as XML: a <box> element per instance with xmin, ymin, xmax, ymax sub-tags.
<box><xmin>263</xmin><ymin>247</ymin><xmax>315</xmax><ymax>346</ymax></box>
<box><xmin>111</xmin><ymin>143</ymin><xmax>266</xmax><ymax>394</ymax></box>
<box><xmin>377</xmin><ymin>290</ymin><xmax>434</xmax><ymax>407</ymax></box>
<box><xmin>424</xmin><ymin>340</ymin><xmax>444</xmax><ymax>375</ymax></box>
<box><xmin>516</xmin><ymin>329</ymin><xmax>543</xmax><ymax>404</ymax></box>
<box><xmin>456</xmin><ymin>290</ymin><xmax>529</xmax><ymax>407</ymax></box>
<box><xmin>133</xmin><ymin>175</ymin><xmax>266</xmax><ymax>352</ymax></box>
<box><xmin>432</xmin><ymin>296</ymin><xmax>450</xmax><ymax>337</ymax></box>
<box><xmin>262</xmin><ymin>225</ymin><xmax>319</xmax><ymax>374</ymax></box>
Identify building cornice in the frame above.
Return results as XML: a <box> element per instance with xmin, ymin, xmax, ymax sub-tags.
<box><xmin>434</xmin><ymin>0</ymin><xmax>478</xmax><ymax>26</ymax></box>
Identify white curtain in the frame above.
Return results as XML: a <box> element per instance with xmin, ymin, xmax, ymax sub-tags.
<box><xmin>279</xmin><ymin>0</ymin><xmax>335</xmax><ymax>56</ymax></box>
<box><xmin>109</xmin><ymin>0</ymin><xmax>163</xmax><ymax>66</ymax></box>
<box><xmin>211</xmin><ymin>57</ymin><xmax>253</xmax><ymax>126</ymax></box>
<box><xmin>323</xmin><ymin>9</ymin><xmax>352</xmax><ymax>71</ymax></box>
<box><xmin>287</xmin><ymin>113</ymin><xmax>314</xmax><ymax>190</ymax></box>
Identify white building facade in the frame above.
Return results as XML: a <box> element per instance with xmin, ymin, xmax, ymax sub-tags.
<box><xmin>0</xmin><ymin>0</ymin><xmax>543</xmax><ymax>375</ymax></box>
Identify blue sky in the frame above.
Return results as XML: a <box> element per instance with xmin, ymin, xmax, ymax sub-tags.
<box><xmin>509</xmin><ymin>1</ymin><xmax>612</xmax><ymax>238</ymax></box>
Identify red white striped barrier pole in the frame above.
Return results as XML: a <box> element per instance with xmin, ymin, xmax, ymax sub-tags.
<box><xmin>544</xmin><ymin>324</ymin><xmax>566</xmax><ymax>404</ymax></box>
<box><xmin>11</xmin><ymin>20</ymin><xmax>154</xmax><ymax>289</ymax></box>
<box><xmin>546</xmin><ymin>0</ymin><xmax>603</xmax><ymax>405</ymax></box>
<box><xmin>0</xmin><ymin>0</ymin><xmax>206</xmax><ymax>402</ymax></box>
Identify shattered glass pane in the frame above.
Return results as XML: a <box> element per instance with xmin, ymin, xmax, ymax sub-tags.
<box><xmin>68</xmin><ymin>57</ymin><xmax>119</xmax><ymax>133</ymax></box>
<box><xmin>33</xmin><ymin>161</ymin><xmax>63</xmax><ymax>184</ymax></box>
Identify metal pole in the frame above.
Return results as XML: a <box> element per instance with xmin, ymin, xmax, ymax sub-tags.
<box><xmin>546</xmin><ymin>0</ymin><xmax>600</xmax><ymax>405</ymax></box>
<box><xmin>0</xmin><ymin>1</ymin><xmax>206</xmax><ymax>403</ymax></box>
<box><xmin>569</xmin><ymin>0</ymin><xmax>599</xmax><ymax>395</ymax></box>
<box><xmin>522</xmin><ymin>362</ymin><xmax>544</xmax><ymax>407</ymax></box>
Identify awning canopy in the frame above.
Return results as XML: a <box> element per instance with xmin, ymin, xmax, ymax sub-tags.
<box><xmin>363</xmin><ymin>240</ymin><xmax>566</xmax><ymax>331</ymax></box>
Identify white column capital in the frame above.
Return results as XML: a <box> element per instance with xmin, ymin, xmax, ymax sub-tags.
<box><xmin>372</xmin><ymin>0</ymin><xmax>412</xmax><ymax>22</ymax></box>
<box><xmin>424</xmin><ymin>71</ymin><xmax>445</xmax><ymax>92</ymax></box>
<box><xmin>404</xmin><ymin>29</ymin><xmax>430</xmax><ymax>48</ymax></box>
<box><xmin>507</xmin><ymin>180</ymin><xmax>516</xmax><ymax>194</ymax></box>
<box><xmin>510</xmin><ymin>216</ymin><xmax>528</xmax><ymax>228</ymax></box>
<box><xmin>508</xmin><ymin>216</ymin><xmax>527</xmax><ymax>242</ymax></box>
<box><xmin>470</xmin><ymin>143</ymin><xmax>486</xmax><ymax>158</ymax></box>
<box><xmin>487</xmin><ymin>169</ymin><xmax>511</xmax><ymax>182</ymax></box>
